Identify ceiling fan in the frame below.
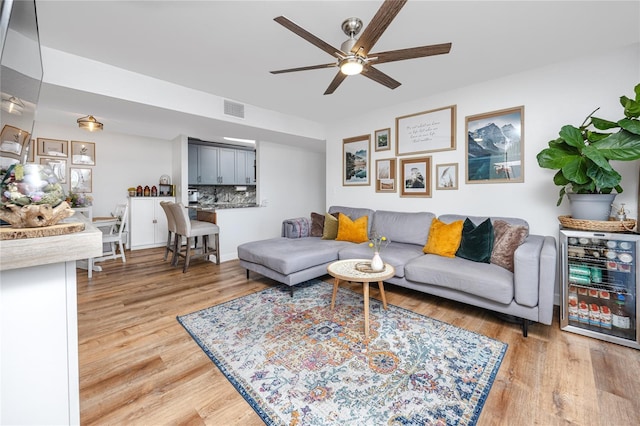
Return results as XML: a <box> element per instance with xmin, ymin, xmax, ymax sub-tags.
<box><xmin>270</xmin><ymin>0</ymin><xmax>452</xmax><ymax>95</ymax></box>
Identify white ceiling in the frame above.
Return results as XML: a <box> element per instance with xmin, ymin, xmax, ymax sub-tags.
<box><xmin>32</xmin><ymin>0</ymin><xmax>640</xmax><ymax>143</ymax></box>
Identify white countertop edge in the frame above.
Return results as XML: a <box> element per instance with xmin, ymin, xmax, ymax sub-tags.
<box><xmin>0</xmin><ymin>213</ymin><xmax>103</xmax><ymax>271</ymax></box>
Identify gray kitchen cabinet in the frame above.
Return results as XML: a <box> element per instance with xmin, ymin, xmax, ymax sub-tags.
<box><xmin>189</xmin><ymin>143</ymin><xmax>255</xmax><ymax>185</ymax></box>
<box><xmin>235</xmin><ymin>149</ymin><xmax>256</xmax><ymax>184</ymax></box>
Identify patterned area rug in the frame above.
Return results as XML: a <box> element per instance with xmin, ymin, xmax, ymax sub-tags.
<box><xmin>177</xmin><ymin>280</ymin><xmax>507</xmax><ymax>425</ymax></box>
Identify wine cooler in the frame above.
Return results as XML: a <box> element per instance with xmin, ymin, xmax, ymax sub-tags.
<box><xmin>560</xmin><ymin>228</ymin><xmax>639</xmax><ymax>349</ymax></box>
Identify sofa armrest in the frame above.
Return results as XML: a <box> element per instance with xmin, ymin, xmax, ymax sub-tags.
<box><xmin>537</xmin><ymin>235</ymin><xmax>557</xmax><ymax>325</ymax></box>
<box><xmin>512</xmin><ymin>234</ymin><xmax>557</xmax><ymax>325</ymax></box>
<box><xmin>281</xmin><ymin>217</ymin><xmax>311</xmax><ymax>238</ymax></box>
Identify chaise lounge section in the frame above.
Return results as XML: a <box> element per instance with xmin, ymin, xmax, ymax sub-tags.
<box><xmin>237</xmin><ymin>206</ymin><xmax>557</xmax><ymax>336</ymax></box>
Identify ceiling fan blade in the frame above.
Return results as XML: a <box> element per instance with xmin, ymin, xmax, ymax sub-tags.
<box><xmin>324</xmin><ymin>72</ymin><xmax>348</xmax><ymax>95</ymax></box>
<box><xmin>271</xmin><ymin>63</ymin><xmax>337</xmax><ymax>74</ymax></box>
<box><xmin>361</xmin><ymin>65</ymin><xmax>401</xmax><ymax>90</ymax></box>
<box><xmin>274</xmin><ymin>16</ymin><xmax>343</xmax><ymax>58</ymax></box>
<box><xmin>370</xmin><ymin>43</ymin><xmax>452</xmax><ymax>64</ymax></box>
<box><xmin>351</xmin><ymin>0</ymin><xmax>407</xmax><ymax>56</ymax></box>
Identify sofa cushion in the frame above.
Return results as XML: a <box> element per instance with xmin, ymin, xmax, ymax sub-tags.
<box><xmin>322</xmin><ymin>213</ymin><xmax>339</xmax><ymax>240</ymax></box>
<box><xmin>238</xmin><ymin>237</ymin><xmax>351</xmax><ymax>275</ymax></box>
<box><xmin>336</xmin><ymin>213</ymin><xmax>368</xmax><ymax>243</ymax></box>
<box><xmin>423</xmin><ymin>218</ymin><xmax>464</xmax><ymax>257</ymax></box>
<box><xmin>328</xmin><ymin>206</ymin><xmax>375</xmax><ymax>235</ymax></box>
<box><xmin>491</xmin><ymin>220</ymin><xmax>529</xmax><ymax>272</ymax></box>
<box><xmin>281</xmin><ymin>217</ymin><xmax>310</xmax><ymax>238</ymax></box>
<box><xmin>371</xmin><ymin>210</ymin><xmax>435</xmax><ymax>246</ymax></box>
<box><xmin>310</xmin><ymin>212</ymin><xmax>325</xmax><ymax>237</ymax></box>
<box><xmin>404</xmin><ymin>255</ymin><xmax>514</xmax><ymax>304</ymax></box>
<box><xmin>456</xmin><ymin>218</ymin><xmax>494</xmax><ymax>263</ymax></box>
<box><xmin>338</xmin><ymin>241</ymin><xmax>424</xmax><ymax>278</ymax></box>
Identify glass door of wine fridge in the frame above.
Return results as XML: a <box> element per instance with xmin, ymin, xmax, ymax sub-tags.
<box><xmin>560</xmin><ymin>228</ymin><xmax>639</xmax><ymax>349</ymax></box>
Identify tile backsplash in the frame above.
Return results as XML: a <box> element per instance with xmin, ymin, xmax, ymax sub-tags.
<box><xmin>194</xmin><ymin>185</ymin><xmax>256</xmax><ymax>205</ymax></box>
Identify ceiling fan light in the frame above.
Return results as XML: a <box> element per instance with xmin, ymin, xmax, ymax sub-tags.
<box><xmin>340</xmin><ymin>57</ymin><xmax>364</xmax><ymax>75</ymax></box>
<box><xmin>77</xmin><ymin>115</ymin><xmax>103</xmax><ymax>132</ymax></box>
<box><xmin>2</xmin><ymin>96</ymin><xmax>24</xmax><ymax>115</ymax></box>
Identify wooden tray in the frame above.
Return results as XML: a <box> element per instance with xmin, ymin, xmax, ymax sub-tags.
<box><xmin>558</xmin><ymin>215</ymin><xmax>636</xmax><ymax>232</ymax></box>
<box><xmin>0</xmin><ymin>222</ymin><xmax>85</xmax><ymax>240</ymax></box>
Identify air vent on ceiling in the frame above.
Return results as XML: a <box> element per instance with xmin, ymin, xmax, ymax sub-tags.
<box><xmin>224</xmin><ymin>100</ymin><xmax>245</xmax><ymax>119</ymax></box>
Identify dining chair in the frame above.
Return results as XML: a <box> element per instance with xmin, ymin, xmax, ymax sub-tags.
<box><xmin>93</xmin><ymin>203</ymin><xmax>129</xmax><ymax>265</ymax></box>
<box><xmin>159</xmin><ymin>201</ymin><xmax>177</xmax><ymax>262</ymax></box>
<box><xmin>169</xmin><ymin>202</ymin><xmax>220</xmax><ymax>272</ymax></box>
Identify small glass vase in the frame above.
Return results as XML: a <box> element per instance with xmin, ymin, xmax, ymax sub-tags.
<box><xmin>371</xmin><ymin>251</ymin><xmax>384</xmax><ymax>272</ymax></box>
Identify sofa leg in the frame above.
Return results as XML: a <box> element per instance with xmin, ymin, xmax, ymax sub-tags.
<box><xmin>290</xmin><ymin>286</ymin><xmax>294</xmax><ymax>297</ymax></box>
<box><xmin>246</xmin><ymin>269</ymin><xmax>249</xmax><ymax>279</ymax></box>
<box><xmin>522</xmin><ymin>319</ymin><xmax>529</xmax><ymax>337</ymax></box>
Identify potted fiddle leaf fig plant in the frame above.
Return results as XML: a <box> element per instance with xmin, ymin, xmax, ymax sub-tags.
<box><xmin>536</xmin><ymin>83</ymin><xmax>640</xmax><ymax>220</ymax></box>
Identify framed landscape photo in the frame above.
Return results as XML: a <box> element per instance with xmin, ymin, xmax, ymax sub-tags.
<box><xmin>465</xmin><ymin>106</ymin><xmax>524</xmax><ymax>184</ymax></box>
<box><xmin>374</xmin><ymin>128</ymin><xmax>391</xmax><ymax>151</ymax></box>
<box><xmin>375</xmin><ymin>158</ymin><xmax>396</xmax><ymax>193</ymax></box>
<box><xmin>40</xmin><ymin>158</ymin><xmax>67</xmax><ymax>183</ymax></box>
<box><xmin>37</xmin><ymin>138</ymin><xmax>68</xmax><ymax>158</ymax></box>
<box><xmin>436</xmin><ymin>163</ymin><xmax>458</xmax><ymax>190</ymax></box>
<box><xmin>70</xmin><ymin>167</ymin><xmax>92</xmax><ymax>193</ymax></box>
<box><xmin>26</xmin><ymin>139</ymin><xmax>35</xmax><ymax>162</ymax></box>
<box><xmin>400</xmin><ymin>156</ymin><xmax>432</xmax><ymax>197</ymax></box>
<box><xmin>343</xmin><ymin>134</ymin><xmax>370</xmax><ymax>186</ymax></box>
<box><xmin>71</xmin><ymin>141</ymin><xmax>96</xmax><ymax>165</ymax></box>
<box><xmin>396</xmin><ymin>105</ymin><xmax>456</xmax><ymax>156</ymax></box>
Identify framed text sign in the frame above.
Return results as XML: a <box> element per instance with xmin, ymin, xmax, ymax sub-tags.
<box><xmin>396</xmin><ymin>105</ymin><xmax>456</xmax><ymax>156</ymax></box>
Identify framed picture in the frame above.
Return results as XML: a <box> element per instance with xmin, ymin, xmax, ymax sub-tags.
<box><xmin>374</xmin><ymin>128</ymin><xmax>391</xmax><ymax>151</ymax></box>
<box><xmin>375</xmin><ymin>158</ymin><xmax>396</xmax><ymax>193</ymax></box>
<box><xmin>342</xmin><ymin>134</ymin><xmax>370</xmax><ymax>186</ymax></box>
<box><xmin>400</xmin><ymin>156</ymin><xmax>432</xmax><ymax>197</ymax></box>
<box><xmin>0</xmin><ymin>125</ymin><xmax>30</xmax><ymax>160</ymax></box>
<box><xmin>37</xmin><ymin>138</ymin><xmax>68</xmax><ymax>158</ymax></box>
<box><xmin>71</xmin><ymin>141</ymin><xmax>96</xmax><ymax>165</ymax></box>
<box><xmin>396</xmin><ymin>105</ymin><xmax>456</xmax><ymax>156</ymax></box>
<box><xmin>70</xmin><ymin>167</ymin><xmax>92</xmax><ymax>193</ymax></box>
<box><xmin>465</xmin><ymin>106</ymin><xmax>524</xmax><ymax>184</ymax></box>
<box><xmin>40</xmin><ymin>158</ymin><xmax>67</xmax><ymax>183</ymax></box>
<box><xmin>436</xmin><ymin>163</ymin><xmax>458</xmax><ymax>190</ymax></box>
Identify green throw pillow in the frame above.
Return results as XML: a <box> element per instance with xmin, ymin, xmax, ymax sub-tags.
<box><xmin>321</xmin><ymin>212</ymin><xmax>339</xmax><ymax>240</ymax></box>
<box><xmin>456</xmin><ymin>218</ymin><xmax>494</xmax><ymax>263</ymax></box>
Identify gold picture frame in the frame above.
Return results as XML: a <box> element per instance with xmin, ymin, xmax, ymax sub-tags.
<box><xmin>375</xmin><ymin>158</ymin><xmax>397</xmax><ymax>193</ymax></box>
<box><xmin>71</xmin><ymin>141</ymin><xmax>96</xmax><ymax>165</ymax></box>
<box><xmin>70</xmin><ymin>167</ymin><xmax>92</xmax><ymax>193</ymax></box>
<box><xmin>400</xmin><ymin>156</ymin><xmax>432</xmax><ymax>198</ymax></box>
<box><xmin>0</xmin><ymin>125</ymin><xmax>30</xmax><ymax>160</ymax></box>
<box><xmin>40</xmin><ymin>158</ymin><xmax>67</xmax><ymax>184</ymax></box>
<box><xmin>465</xmin><ymin>106</ymin><xmax>524</xmax><ymax>184</ymax></box>
<box><xmin>37</xmin><ymin>138</ymin><xmax>68</xmax><ymax>158</ymax></box>
<box><xmin>396</xmin><ymin>105</ymin><xmax>456</xmax><ymax>156</ymax></box>
<box><xmin>436</xmin><ymin>163</ymin><xmax>458</xmax><ymax>190</ymax></box>
<box><xmin>374</xmin><ymin>128</ymin><xmax>391</xmax><ymax>152</ymax></box>
<box><xmin>342</xmin><ymin>134</ymin><xmax>370</xmax><ymax>186</ymax></box>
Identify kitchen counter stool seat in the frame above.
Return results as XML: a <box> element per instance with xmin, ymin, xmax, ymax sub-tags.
<box><xmin>169</xmin><ymin>202</ymin><xmax>220</xmax><ymax>272</ymax></box>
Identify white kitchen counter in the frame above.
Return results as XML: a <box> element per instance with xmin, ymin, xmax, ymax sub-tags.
<box><xmin>0</xmin><ymin>213</ymin><xmax>102</xmax><ymax>425</ymax></box>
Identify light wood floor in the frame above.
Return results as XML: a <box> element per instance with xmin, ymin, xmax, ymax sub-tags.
<box><xmin>77</xmin><ymin>248</ymin><xmax>640</xmax><ymax>425</ymax></box>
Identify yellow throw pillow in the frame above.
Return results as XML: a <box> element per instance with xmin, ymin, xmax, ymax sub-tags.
<box><xmin>336</xmin><ymin>213</ymin><xmax>369</xmax><ymax>243</ymax></box>
<box><xmin>423</xmin><ymin>218</ymin><xmax>464</xmax><ymax>257</ymax></box>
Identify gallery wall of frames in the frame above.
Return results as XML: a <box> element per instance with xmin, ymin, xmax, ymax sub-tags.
<box><xmin>341</xmin><ymin>104</ymin><xmax>524</xmax><ymax>198</ymax></box>
<box><xmin>24</xmin><ymin>136</ymin><xmax>97</xmax><ymax>195</ymax></box>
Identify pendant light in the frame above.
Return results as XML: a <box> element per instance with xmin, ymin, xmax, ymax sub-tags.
<box><xmin>77</xmin><ymin>115</ymin><xmax>103</xmax><ymax>132</ymax></box>
<box><xmin>1</xmin><ymin>96</ymin><xmax>24</xmax><ymax>115</ymax></box>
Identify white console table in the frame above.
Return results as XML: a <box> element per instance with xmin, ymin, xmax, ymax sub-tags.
<box><xmin>0</xmin><ymin>213</ymin><xmax>102</xmax><ymax>425</ymax></box>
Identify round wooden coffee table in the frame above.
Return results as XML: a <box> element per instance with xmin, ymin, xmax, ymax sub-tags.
<box><xmin>327</xmin><ymin>259</ymin><xmax>395</xmax><ymax>340</ymax></box>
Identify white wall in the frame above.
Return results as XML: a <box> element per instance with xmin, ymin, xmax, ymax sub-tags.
<box><xmin>31</xmin><ymin>122</ymin><xmax>173</xmax><ymax>217</ymax></box>
<box><xmin>326</xmin><ymin>43</ymin><xmax>640</xmax><ymax>242</ymax></box>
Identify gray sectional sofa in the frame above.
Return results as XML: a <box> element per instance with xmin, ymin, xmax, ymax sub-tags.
<box><xmin>237</xmin><ymin>206</ymin><xmax>557</xmax><ymax>336</ymax></box>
